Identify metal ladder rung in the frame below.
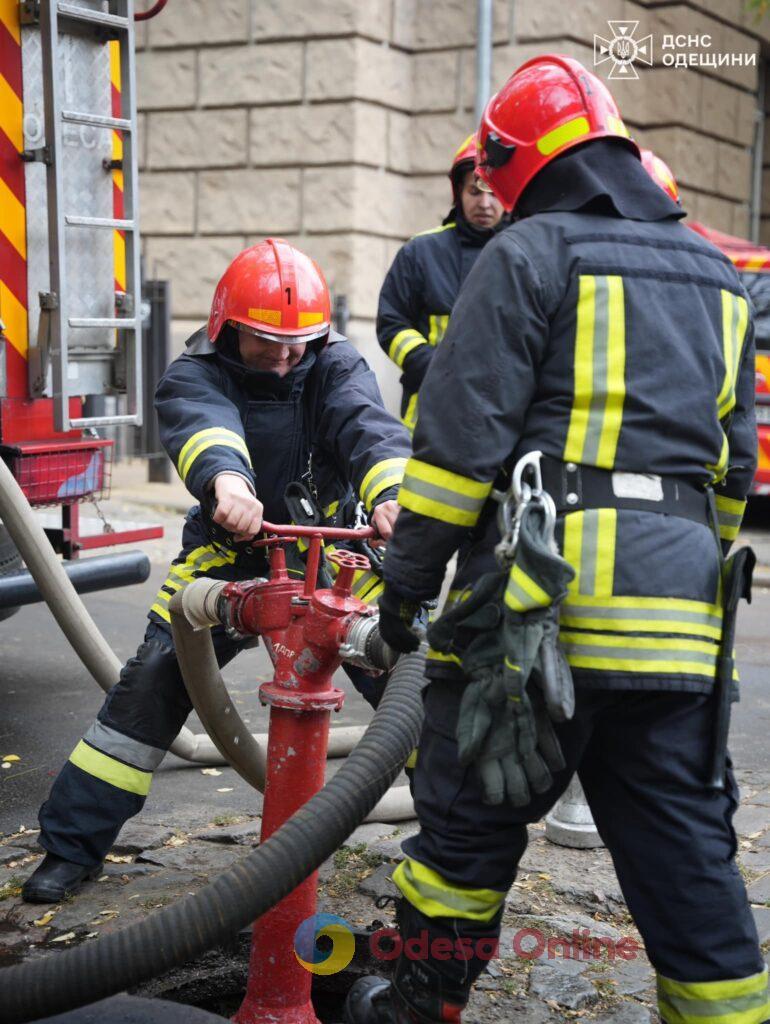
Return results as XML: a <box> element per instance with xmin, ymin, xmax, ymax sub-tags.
<box><xmin>62</xmin><ymin>109</ymin><xmax>132</xmax><ymax>132</ymax></box>
<box><xmin>69</xmin><ymin>414</ymin><xmax>140</xmax><ymax>428</ymax></box>
<box><xmin>57</xmin><ymin>3</ymin><xmax>129</xmax><ymax>31</ymax></box>
<box><xmin>68</xmin><ymin>317</ymin><xmax>138</xmax><ymax>329</ymax></box>
<box><xmin>65</xmin><ymin>215</ymin><xmax>135</xmax><ymax>230</ymax></box>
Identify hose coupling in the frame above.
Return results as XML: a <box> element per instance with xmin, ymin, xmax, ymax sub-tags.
<box><xmin>339</xmin><ymin>614</ymin><xmax>398</xmax><ymax>673</ymax></box>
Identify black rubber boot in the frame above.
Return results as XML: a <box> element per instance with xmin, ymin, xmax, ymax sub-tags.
<box><xmin>22</xmin><ymin>853</ymin><xmax>104</xmax><ymax>904</ymax></box>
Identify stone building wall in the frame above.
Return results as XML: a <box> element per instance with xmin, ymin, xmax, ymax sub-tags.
<box><xmin>135</xmin><ymin>0</ymin><xmax>770</xmax><ymax>413</ymax></box>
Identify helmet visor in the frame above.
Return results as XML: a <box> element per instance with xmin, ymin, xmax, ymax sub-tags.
<box><xmin>230</xmin><ymin>320</ymin><xmax>329</xmax><ymax>344</ymax></box>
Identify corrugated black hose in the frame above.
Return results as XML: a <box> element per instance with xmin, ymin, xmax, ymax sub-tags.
<box><xmin>0</xmin><ymin>644</ymin><xmax>427</xmax><ymax>1024</ymax></box>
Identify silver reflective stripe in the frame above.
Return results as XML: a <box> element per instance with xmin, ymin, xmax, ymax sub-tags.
<box><xmin>84</xmin><ymin>721</ymin><xmax>167</xmax><ymax>771</ymax></box>
<box><xmin>579</xmin><ymin>510</ymin><xmax>599</xmax><ymax>595</ymax></box>
<box><xmin>562</xmin><ymin>603</ymin><xmax>722</xmax><ymax>630</ymax></box>
<box><xmin>562</xmin><ymin>640</ymin><xmax>717</xmax><ymax>667</ymax></box>
<box><xmin>401</xmin><ymin>474</ymin><xmax>485</xmax><ymax>515</ymax></box>
<box><xmin>582</xmin><ymin>276</ymin><xmax>610</xmax><ymax>465</ymax></box>
<box><xmin>658</xmin><ymin>991</ymin><xmax>769</xmax><ymax>1019</ymax></box>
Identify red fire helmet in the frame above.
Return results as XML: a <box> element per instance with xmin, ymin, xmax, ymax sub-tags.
<box><xmin>208</xmin><ymin>239</ymin><xmax>332</xmax><ymax>345</ymax></box>
<box><xmin>449</xmin><ymin>132</ymin><xmax>478</xmax><ymax>199</ymax></box>
<box><xmin>640</xmin><ymin>148</ymin><xmax>681</xmax><ymax>205</ymax></box>
<box><xmin>475</xmin><ymin>54</ymin><xmax>640</xmax><ymax>212</ymax></box>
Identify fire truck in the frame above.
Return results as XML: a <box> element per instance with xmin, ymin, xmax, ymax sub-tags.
<box><xmin>689</xmin><ymin>221</ymin><xmax>770</xmax><ymax>497</ymax></box>
<box><xmin>0</xmin><ymin>0</ymin><xmax>163</xmax><ymax>617</ymax></box>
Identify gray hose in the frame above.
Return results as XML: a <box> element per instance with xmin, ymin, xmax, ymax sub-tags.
<box><xmin>170</xmin><ymin>581</ymin><xmax>415</xmax><ymax>821</ymax></box>
<box><xmin>0</xmin><ymin>645</ymin><xmax>428</xmax><ymax>1024</ymax></box>
<box><xmin>0</xmin><ymin>456</ymin><xmax>222</xmax><ymax>764</ymax></box>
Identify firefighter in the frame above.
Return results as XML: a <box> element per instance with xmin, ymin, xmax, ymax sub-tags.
<box><xmin>346</xmin><ymin>56</ymin><xmax>767</xmax><ymax>1024</ymax></box>
<box><xmin>640</xmin><ymin>147</ymin><xmax>681</xmax><ymax>205</ymax></box>
<box><xmin>377</xmin><ymin>134</ymin><xmax>505</xmax><ymax>433</ymax></box>
<box><xmin>22</xmin><ymin>239</ymin><xmax>411</xmax><ymax>904</ymax></box>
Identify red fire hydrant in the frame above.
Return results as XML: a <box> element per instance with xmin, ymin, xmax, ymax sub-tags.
<box><xmin>225</xmin><ymin>523</ymin><xmax>381</xmax><ymax>1024</ymax></box>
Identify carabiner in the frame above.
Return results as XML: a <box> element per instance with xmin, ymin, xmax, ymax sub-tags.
<box><xmin>512</xmin><ymin>450</ymin><xmax>544</xmax><ymax>506</ymax></box>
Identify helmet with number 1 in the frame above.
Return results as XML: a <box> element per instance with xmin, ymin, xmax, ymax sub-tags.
<box><xmin>208</xmin><ymin>238</ymin><xmax>332</xmax><ymax>345</ymax></box>
<box><xmin>640</xmin><ymin>148</ymin><xmax>681</xmax><ymax>205</ymax></box>
<box><xmin>475</xmin><ymin>54</ymin><xmax>640</xmax><ymax>213</ymax></box>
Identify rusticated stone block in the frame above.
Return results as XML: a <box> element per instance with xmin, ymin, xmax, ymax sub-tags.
<box><xmin>249</xmin><ymin>102</ymin><xmax>386</xmax><ymax>168</ymax></box>
<box><xmin>715</xmin><ymin>140</ymin><xmax>752</xmax><ymax>202</ymax></box>
<box><xmin>306</xmin><ymin>38</ymin><xmax>411</xmax><ymax>111</ymax></box>
<box><xmin>413</xmin><ymin>51</ymin><xmax>461</xmax><ymax>112</ymax></box>
<box><xmin>144</xmin><ymin>236</ymin><xmax>247</xmax><ymax>319</ymax></box>
<box><xmin>643</xmin><ymin>126</ymin><xmax>718</xmax><ymax>194</ymax></box>
<box><xmin>147</xmin><ymin>109</ymin><xmax>247</xmax><ymax>169</ymax></box>
<box><xmin>199</xmin><ymin>42</ymin><xmax>303</xmax><ymax>107</ymax></box>
<box><xmin>136</xmin><ymin>49</ymin><xmax>196</xmax><ymax>110</ymax></box>
<box><xmin>146</xmin><ymin>0</ymin><xmax>248</xmax><ymax>48</ymax></box>
<box><xmin>198</xmin><ymin>168</ymin><xmax>301</xmax><ymax>234</ymax></box>
<box><xmin>139</xmin><ymin>171</ymin><xmax>196</xmax><ymax>234</ymax></box>
<box><xmin>411</xmin><ymin>112</ymin><xmax>476</xmax><ymax>176</ymax></box>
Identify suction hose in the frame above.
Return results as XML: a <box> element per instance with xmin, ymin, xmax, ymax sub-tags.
<box><xmin>0</xmin><ymin>644</ymin><xmax>428</xmax><ymax>1024</ymax></box>
<box><xmin>170</xmin><ymin>581</ymin><xmax>415</xmax><ymax>821</ymax></box>
<box><xmin>0</xmin><ymin>456</ymin><xmax>225</xmax><ymax>764</ymax></box>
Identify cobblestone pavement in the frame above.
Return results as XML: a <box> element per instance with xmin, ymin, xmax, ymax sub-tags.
<box><xmin>0</xmin><ymin>471</ymin><xmax>768</xmax><ymax>1022</ymax></box>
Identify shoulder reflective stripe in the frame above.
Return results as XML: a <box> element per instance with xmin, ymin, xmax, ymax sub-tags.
<box><xmin>323</xmin><ymin>499</ymin><xmax>340</xmax><ymax>519</ymax></box>
<box><xmin>177</xmin><ymin>427</ymin><xmax>251</xmax><ymax>483</ymax></box>
<box><xmin>560</xmin><ymin>630</ymin><xmax>719</xmax><ymax>678</ymax></box>
<box><xmin>505</xmin><ymin>564</ymin><xmax>551</xmax><ymax>611</ymax></box>
<box><xmin>562</xmin><ymin>510</ymin><xmax>616</xmax><ymax>597</ymax></box>
<box><xmin>412</xmin><ymin>222</ymin><xmax>456</xmax><ymax>238</ymax></box>
<box><xmin>388</xmin><ymin>329</ymin><xmax>428</xmax><ymax>368</ymax></box>
<box><xmin>360</xmin><ymin>458</ymin><xmax>408</xmax><ymax>512</ymax></box>
<box><xmin>69</xmin><ymin>740</ymin><xmax>152</xmax><ymax>796</ymax></box>
<box><xmin>657</xmin><ymin>967</ymin><xmax>769</xmax><ymax>1024</ymax></box>
<box><xmin>537</xmin><ymin>116</ymin><xmax>590</xmax><ymax>156</ymax></box>
<box><xmin>402</xmin><ymin>392</ymin><xmax>419</xmax><ymax>434</ymax></box>
<box><xmin>84</xmin><ymin>722</ymin><xmax>166</xmax><ymax>772</ymax></box>
<box><xmin>392</xmin><ymin>857</ymin><xmax>504</xmax><ymax>922</ymax></box>
<box><xmin>428</xmin><ymin>314</ymin><xmax>450</xmax><ymax>347</ymax></box>
<box><xmin>717</xmin><ymin>291</ymin><xmax>750</xmax><ymax>420</ymax></box>
<box><xmin>564</xmin><ymin>275</ymin><xmax>626</xmax><ymax>469</ymax></box>
<box><xmin>398</xmin><ymin>458</ymin><xmax>492</xmax><ymax>527</ymax></box>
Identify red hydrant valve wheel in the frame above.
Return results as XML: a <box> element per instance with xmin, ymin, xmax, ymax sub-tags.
<box><xmin>327</xmin><ymin>549</ymin><xmax>371</xmax><ymax>572</ymax></box>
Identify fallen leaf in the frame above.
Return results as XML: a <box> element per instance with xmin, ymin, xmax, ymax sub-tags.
<box><xmin>748</xmin><ymin>830</ymin><xmax>764</xmax><ymax>840</ymax></box>
<box><xmin>216</xmin><ymin>787</ymin><xmax>234</xmax><ymax>793</ymax></box>
<box><xmin>201</xmin><ymin>768</ymin><xmax>222</xmax><ymax>776</ymax></box>
<box><xmin>105</xmin><ymin>854</ymin><xmax>132</xmax><ymax>864</ymax></box>
<box><xmin>538</xmin><ymin>872</ymin><xmax>551</xmax><ymax>881</ymax></box>
<box><xmin>50</xmin><ymin>932</ymin><xmax>76</xmax><ymax>943</ymax></box>
<box><xmin>2</xmin><ymin>755</ymin><xmax>20</xmax><ymax>763</ymax></box>
<box><xmin>166</xmin><ymin>836</ymin><xmax>187</xmax><ymax>847</ymax></box>
<box><xmin>33</xmin><ymin>911</ymin><xmax>56</xmax><ymax>927</ymax></box>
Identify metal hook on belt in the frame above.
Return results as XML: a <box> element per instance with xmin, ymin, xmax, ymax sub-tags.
<box><xmin>495</xmin><ymin>451</ymin><xmax>557</xmax><ymax>565</ymax></box>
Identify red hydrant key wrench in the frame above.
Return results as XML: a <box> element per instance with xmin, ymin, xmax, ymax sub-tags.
<box><xmin>230</xmin><ymin>525</ymin><xmax>378</xmax><ymax>1024</ymax></box>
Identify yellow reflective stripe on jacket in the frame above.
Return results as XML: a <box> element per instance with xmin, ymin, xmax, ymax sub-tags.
<box><xmin>564</xmin><ymin>275</ymin><xmax>626</xmax><ymax>469</ymax></box>
<box><xmin>413</xmin><ymin>221</ymin><xmax>456</xmax><ymax>238</ymax></box>
<box><xmin>69</xmin><ymin>740</ymin><xmax>152</xmax><ymax>796</ymax></box>
<box><xmin>360</xmin><ymin>458</ymin><xmax>408</xmax><ymax>512</ymax></box>
<box><xmin>426</xmin><ymin>647</ymin><xmax>462</xmax><ymax>666</ymax></box>
<box><xmin>559</xmin><ymin>630</ymin><xmax>725</xmax><ymax>679</ymax></box>
<box><xmin>560</xmin><ymin>594</ymin><xmax>723</xmax><ymax>641</ymax></box>
<box><xmin>505</xmin><ymin>564</ymin><xmax>552</xmax><ymax>612</ymax></box>
<box><xmin>657</xmin><ymin>966</ymin><xmax>770</xmax><ymax>1024</ymax></box>
<box><xmin>715</xmin><ymin>493</ymin><xmax>747</xmax><ymax>542</ymax></box>
<box><xmin>392</xmin><ymin>856</ymin><xmax>505</xmax><ymax>922</ymax></box>
<box><xmin>402</xmin><ymin>392</ymin><xmax>419</xmax><ymax>435</ymax></box>
<box><xmin>716</xmin><ymin>290</ymin><xmax>750</xmax><ymax>420</ymax></box>
<box><xmin>398</xmin><ymin>458</ymin><xmax>492</xmax><ymax>527</ymax></box>
<box><xmin>388</xmin><ymin>328</ymin><xmax>429</xmax><ymax>369</ymax></box>
<box><xmin>428</xmin><ymin>314</ymin><xmax>450</xmax><ymax>347</ymax></box>
<box><xmin>177</xmin><ymin>427</ymin><xmax>251</xmax><ymax>483</ymax></box>
<box><xmin>563</xmin><ymin>509</ymin><xmax>617</xmax><ymax>597</ymax></box>
<box><xmin>707</xmin><ymin>430</ymin><xmax>730</xmax><ymax>485</ymax></box>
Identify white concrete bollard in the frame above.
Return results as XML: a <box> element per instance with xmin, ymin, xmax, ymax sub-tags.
<box><xmin>545</xmin><ymin>775</ymin><xmax>604</xmax><ymax>848</ymax></box>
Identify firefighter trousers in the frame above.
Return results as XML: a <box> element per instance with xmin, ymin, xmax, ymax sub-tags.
<box><xmin>391</xmin><ymin>679</ymin><xmax>769</xmax><ymax>1024</ymax></box>
<box><xmin>37</xmin><ymin>618</ymin><xmax>385</xmax><ymax>868</ymax></box>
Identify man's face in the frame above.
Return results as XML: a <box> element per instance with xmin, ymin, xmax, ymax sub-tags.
<box><xmin>237</xmin><ymin>329</ymin><xmax>307</xmax><ymax>377</ymax></box>
<box><xmin>459</xmin><ymin>169</ymin><xmax>504</xmax><ymax>229</ymax></box>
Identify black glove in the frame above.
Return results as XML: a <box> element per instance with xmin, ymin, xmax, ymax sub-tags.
<box><xmin>377</xmin><ymin>585</ymin><xmax>424</xmax><ymax>654</ymax></box>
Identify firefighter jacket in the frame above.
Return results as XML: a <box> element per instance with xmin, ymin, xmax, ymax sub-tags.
<box><xmin>150</xmin><ymin>327</ymin><xmax>411</xmax><ymax>616</ymax></box>
<box><xmin>383</xmin><ymin>212</ymin><xmax>758</xmax><ymax>694</ymax></box>
<box><xmin>377</xmin><ymin>213</ymin><xmax>499</xmax><ymax>431</ymax></box>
